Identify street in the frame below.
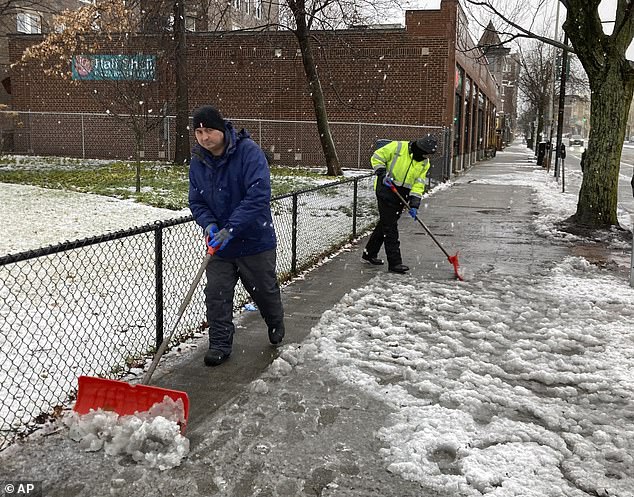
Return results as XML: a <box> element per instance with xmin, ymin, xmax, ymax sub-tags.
<box><xmin>554</xmin><ymin>143</ymin><xmax>634</xmax><ymax>223</ymax></box>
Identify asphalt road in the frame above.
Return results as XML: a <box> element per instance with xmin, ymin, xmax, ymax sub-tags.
<box><xmin>550</xmin><ymin>142</ymin><xmax>634</xmax><ymax>219</ymax></box>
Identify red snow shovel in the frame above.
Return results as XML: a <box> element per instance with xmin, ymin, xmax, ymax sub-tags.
<box><xmin>387</xmin><ymin>182</ymin><xmax>463</xmax><ymax>281</ymax></box>
<box><xmin>74</xmin><ymin>242</ymin><xmax>219</xmax><ymax>427</ymax></box>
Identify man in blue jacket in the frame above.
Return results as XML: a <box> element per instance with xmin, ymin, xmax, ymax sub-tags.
<box><xmin>189</xmin><ymin>105</ymin><xmax>285</xmax><ymax>366</ymax></box>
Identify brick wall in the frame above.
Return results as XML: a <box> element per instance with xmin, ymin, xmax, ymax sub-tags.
<box><xmin>7</xmin><ymin>0</ymin><xmax>499</xmax><ymax>167</ymax></box>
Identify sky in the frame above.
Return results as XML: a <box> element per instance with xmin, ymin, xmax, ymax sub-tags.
<box><xmin>1</xmin><ymin>143</ymin><xmax>633</xmax><ymax>496</ymax></box>
<box><xmin>401</xmin><ymin>0</ymin><xmax>634</xmax><ymax>59</ymax></box>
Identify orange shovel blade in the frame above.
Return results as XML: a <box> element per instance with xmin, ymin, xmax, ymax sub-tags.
<box><xmin>74</xmin><ymin>376</ymin><xmax>189</xmax><ymax>427</ymax></box>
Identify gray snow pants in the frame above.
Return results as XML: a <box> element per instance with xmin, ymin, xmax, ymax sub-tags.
<box><xmin>204</xmin><ymin>248</ymin><xmax>284</xmax><ymax>355</ymax></box>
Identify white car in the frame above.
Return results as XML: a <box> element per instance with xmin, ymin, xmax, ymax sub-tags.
<box><xmin>569</xmin><ymin>135</ymin><xmax>584</xmax><ymax>147</ymax></box>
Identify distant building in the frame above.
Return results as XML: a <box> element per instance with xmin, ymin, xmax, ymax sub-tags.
<box><xmin>478</xmin><ymin>21</ymin><xmax>521</xmax><ymax>146</ymax></box>
<box><xmin>8</xmin><ymin>0</ymin><xmax>499</xmax><ymax>174</ymax></box>
<box><xmin>564</xmin><ymin>94</ymin><xmax>590</xmax><ymax>137</ymax></box>
<box><xmin>138</xmin><ymin>0</ymin><xmax>279</xmax><ymax>33</ymax></box>
<box><xmin>0</xmin><ymin>1</ymin><xmax>88</xmax><ymax>107</ymax></box>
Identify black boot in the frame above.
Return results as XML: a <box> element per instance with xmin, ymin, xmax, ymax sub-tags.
<box><xmin>388</xmin><ymin>264</ymin><xmax>409</xmax><ymax>274</ymax></box>
<box><xmin>268</xmin><ymin>322</ymin><xmax>285</xmax><ymax>345</ymax></box>
<box><xmin>362</xmin><ymin>253</ymin><xmax>384</xmax><ymax>265</ymax></box>
<box><xmin>204</xmin><ymin>349</ymin><xmax>230</xmax><ymax>366</ymax></box>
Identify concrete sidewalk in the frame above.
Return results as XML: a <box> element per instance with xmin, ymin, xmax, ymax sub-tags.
<box><xmin>0</xmin><ymin>144</ymin><xmax>588</xmax><ymax>496</ymax></box>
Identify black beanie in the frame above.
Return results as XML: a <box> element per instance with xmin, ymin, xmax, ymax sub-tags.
<box><xmin>192</xmin><ymin>106</ymin><xmax>225</xmax><ymax>132</ymax></box>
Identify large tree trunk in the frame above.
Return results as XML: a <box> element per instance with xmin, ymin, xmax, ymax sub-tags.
<box><xmin>573</xmin><ymin>65</ymin><xmax>634</xmax><ymax>226</ymax></box>
<box><xmin>564</xmin><ymin>1</ymin><xmax>634</xmax><ymax>228</ymax></box>
<box><xmin>294</xmin><ymin>16</ymin><xmax>342</xmax><ymax>176</ymax></box>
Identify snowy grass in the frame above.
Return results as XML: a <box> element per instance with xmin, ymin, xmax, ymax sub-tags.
<box><xmin>0</xmin><ymin>155</ymin><xmax>344</xmax><ymax>210</ymax></box>
<box><xmin>0</xmin><ymin>169</ymin><xmax>378</xmax><ymax>448</ymax></box>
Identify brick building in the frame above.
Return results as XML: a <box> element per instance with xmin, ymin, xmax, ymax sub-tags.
<box><xmin>478</xmin><ymin>21</ymin><xmax>521</xmax><ymax>148</ymax></box>
<box><xmin>0</xmin><ymin>1</ymin><xmax>89</xmax><ymax>107</ymax></box>
<box><xmin>6</xmin><ymin>0</ymin><xmax>500</xmax><ymax>174</ymax></box>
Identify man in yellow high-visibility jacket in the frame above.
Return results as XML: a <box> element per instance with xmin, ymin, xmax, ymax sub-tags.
<box><xmin>362</xmin><ymin>135</ymin><xmax>438</xmax><ymax>273</ymax></box>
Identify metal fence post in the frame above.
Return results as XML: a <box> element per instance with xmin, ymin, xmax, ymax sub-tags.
<box><xmin>167</xmin><ymin>116</ymin><xmax>172</xmax><ymax>162</ymax></box>
<box><xmin>352</xmin><ymin>178</ymin><xmax>358</xmax><ymax>238</ymax></box>
<box><xmin>291</xmin><ymin>193</ymin><xmax>298</xmax><ymax>274</ymax></box>
<box><xmin>631</xmin><ymin>216</ymin><xmax>634</xmax><ymax>287</ymax></box>
<box><xmin>357</xmin><ymin>123</ymin><xmax>362</xmax><ymax>169</ymax></box>
<box><xmin>81</xmin><ymin>113</ymin><xmax>86</xmax><ymax>159</ymax></box>
<box><xmin>154</xmin><ymin>227</ymin><xmax>164</xmax><ymax>349</ymax></box>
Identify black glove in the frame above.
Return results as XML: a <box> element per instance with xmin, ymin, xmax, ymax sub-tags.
<box><xmin>374</xmin><ymin>167</ymin><xmax>386</xmax><ymax>177</ymax></box>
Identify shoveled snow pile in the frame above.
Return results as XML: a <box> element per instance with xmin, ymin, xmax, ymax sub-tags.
<box><xmin>64</xmin><ymin>396</ymin><xmax>189</xmax><ymax>471</ymax></box>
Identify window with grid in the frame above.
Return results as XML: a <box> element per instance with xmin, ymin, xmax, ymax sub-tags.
<box><xmin>254</xmin><ymin>0</ymin><xmax>262</xmax><ymax>19</ymax></box>
<box><xmin>16</xmin><ymin>12</ymin><xmax>41</xmax><ymax>33</ymax></box>
<box><xmin>185</xmin><ymin>16</ymin><xmax>196</xmax><ymax>31</ymax></box>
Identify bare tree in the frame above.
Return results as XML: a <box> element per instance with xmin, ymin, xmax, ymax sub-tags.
<box><xmin>269</xmin><ymin>0</ymin><xmax>402</xmax><ymax>176</ymax></box>
<box><xmin>17</xmin><ymin>0</ymin><xmax>176</xmax><ymax>191</ymax></box>
<box><xmin>464</xmin><ymin>0</ymin><xmax>634</xmax><ymax>229</ymax></box>
<box><xmin>516</xmin><ymin>41</ymin><xmax>555</xmax><ymax>148</ymax></box>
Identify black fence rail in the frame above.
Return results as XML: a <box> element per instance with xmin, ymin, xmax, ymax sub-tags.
<box><xmin>0</xmin><ymin>173</ymin><xmax>378</xmax><ymax>450</ymax></box>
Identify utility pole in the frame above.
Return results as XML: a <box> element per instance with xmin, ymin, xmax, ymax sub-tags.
<box><xmin>546</xmin><ymin>0</ymin><xmax>561</xmax><ymax>171</ymax></box>
<box><xmin>554</xmin><ymin>34</ymin><xmax>569</xmax><ymax>184</ymax></box>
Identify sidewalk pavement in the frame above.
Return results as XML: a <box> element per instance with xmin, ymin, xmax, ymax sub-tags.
<box><xmin>0</xmin><ymin>144</ymin><xmax>609</xmax><ymax>496</ymax></box>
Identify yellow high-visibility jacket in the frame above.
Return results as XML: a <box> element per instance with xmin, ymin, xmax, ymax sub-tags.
<box><xmin>371</xmin><ymin>141</ymin><xmax>430</xmax><ymax>202</ymax></box>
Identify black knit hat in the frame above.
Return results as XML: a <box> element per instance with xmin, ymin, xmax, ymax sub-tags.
<box><xmin>412</xmin><ymin>135</ymin><xmax>438</xmax><ymax>155</ymax></box>
<box><xmin>192</xmin><ymin>106</ymin><xmax>225</xmax><ymax>132</ymax></box>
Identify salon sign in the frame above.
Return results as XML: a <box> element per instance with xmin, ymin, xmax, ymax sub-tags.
<box><xmin>71</xmin><ymin>54</ymin><xmax>156</xmax><ymax>81</ymax></box>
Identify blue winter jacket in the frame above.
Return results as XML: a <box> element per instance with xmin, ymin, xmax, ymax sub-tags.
<box><xmin>188</xmin><ymin>121</ymin><xmax>277</xmax><ymax>258</ymax></box>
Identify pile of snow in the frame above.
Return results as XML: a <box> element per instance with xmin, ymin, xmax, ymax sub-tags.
<box><xmin>261</xmin><ymin>255</ymin><xmax>634</xmax><ymax>497</ymax></box>
<box><xmin>64</xmin><ymin>396</ymin><xmax>189</xmax><ymax>471</ymax></box>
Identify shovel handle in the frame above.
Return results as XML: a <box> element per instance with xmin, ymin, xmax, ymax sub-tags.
<box><xmin>142</xmin><ymin>250</ymin><xmax>214</xmax><ymax>385</ymax></box>
<box><xmin>388</xmin><ymin>184</ymin><xmax>451</xmax><ymax>259</ymax></box>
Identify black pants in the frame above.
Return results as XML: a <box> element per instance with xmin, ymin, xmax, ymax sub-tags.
<box><xmin>364</xmin><ymin>193</ymin><xmax>404</xmax><ymax>267</ymax></box>
<box><xmin>204</xmin><ymin>248</ymin><xmax>284</xmax><ymax>354</ymax></box>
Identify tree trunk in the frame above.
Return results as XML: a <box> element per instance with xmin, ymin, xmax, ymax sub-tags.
<box><xmin>294</xmin><ymin>21</ymin><xmax>342</xmax><ymax>176</ymax></box>
<box><xmin>134</xmin><ymin>128</ymin><xmax>143</xmax><ymax>193</ymax></box>
<box><xmin>173</xmin><ymin>0</ymin><xmax>190</xmax><ymax>164</ymax></box>
<box><xmin>572</xmin><ymin>63</ymin><xmax>634</xmax><ymax>227</ymax></box>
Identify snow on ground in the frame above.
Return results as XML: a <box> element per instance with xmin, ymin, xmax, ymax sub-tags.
<box><xmin>0</xmin><ymin>183</ymin><xmax>187</xmax><ymax>255</ymax></box>
<box><xmin>2</xmin><ymin>147</ymin><xmax>634</xmax><ymax>496</ymax></box>
<box><xmin>65</xmin><ymin>396</ymin><xmax>189</xmax><ymax>471</ymax></box>
<box><xmin>269</xmin><ymin>254</ymin><xmax>634</xmax><ymax>496</ymax></box>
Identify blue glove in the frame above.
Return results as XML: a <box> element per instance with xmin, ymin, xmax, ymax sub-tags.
<box><xmin>209</xmin><ymin>228</ymin><xmax>233</xmax><ymax>251</ymax></box>
<box><xmin>383</xmin><ymin>176</ymin><xmax>393</xmax><ymax>188</ymax></box>
<box><xmin>204</xmin><ymin>223</ymin><xmax>218</xmax><ymax>237</ymax></box>
<box><xmin>408</xmin><ymin>207</ymin><xmax>418</xmax><ymax>219</ymax></box>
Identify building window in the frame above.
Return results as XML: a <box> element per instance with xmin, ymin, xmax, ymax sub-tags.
<box><xmin>185</xmin><ymin>16</ymin><xmax>196</xmax><ymax>32</ymax></box>
<box><xmin>232</xmin><ymin>0</ymin><xmax>241</xmax><ymax>10</ymax></box>
<box><xmin>17</xmin><ymin>12</ymin><xmax>41</xmax><ymax>34</ymax></box>
<box><xmin>254</xmin><ymin>0</ymin><xmax>262</xmax><ymax>19</ymax></box>
<box><xmin>245</xmin><ymin>0</ymin><xmax>250</xmax><ymax>15</ymax></box>
<box><xmin>79</xmin><ymin>0</ymin><xmax>96</xmax><ymax>4</ymax></box>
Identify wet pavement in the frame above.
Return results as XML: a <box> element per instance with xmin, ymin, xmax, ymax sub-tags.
<box><xmin>1</xmin><ymin>144</ymin><xmax>621</xmax><ymax>497</ymax></box>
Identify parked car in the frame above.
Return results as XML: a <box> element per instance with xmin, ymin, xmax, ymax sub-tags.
<box><xmin>569</xmin><ymin>135</ymin><xmax>584</xmax><ymax>147</ymax></box>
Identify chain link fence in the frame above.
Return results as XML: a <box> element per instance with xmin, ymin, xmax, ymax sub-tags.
<box><xmin>0</xmin><ymin>173</ymin><xmax>377</xmax><ymax>451</ymax></box>
<box><xmin>0</xmin><ymin>111</ymin><xmax>451</xmax><ymax>180</ymax></box>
